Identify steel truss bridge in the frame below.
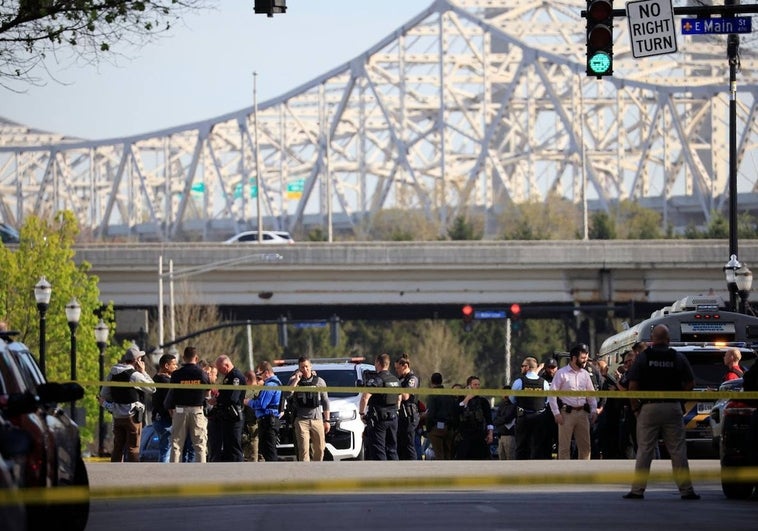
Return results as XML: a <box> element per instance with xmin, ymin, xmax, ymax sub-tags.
<box><xmin>2</xmin><ymin>0</ymin><xmax>758</xmax><ymax>241</ymax></box>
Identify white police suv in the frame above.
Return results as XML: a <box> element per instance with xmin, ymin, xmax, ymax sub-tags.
<box><xmin>273</xmin><ymin>358</ymin><xmax>374</xmax><ymax>461</ymax></box>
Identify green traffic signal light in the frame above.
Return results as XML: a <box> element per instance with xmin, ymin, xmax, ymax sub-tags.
<box><xmin>585</xmin><ymin>0</ymin><xmax>614</xmax><ymax>78</ymax></box>
<box><xmin>588</xmin><ymin>51</ymin><xmax>612</xmax><ymax>76</ymax></box>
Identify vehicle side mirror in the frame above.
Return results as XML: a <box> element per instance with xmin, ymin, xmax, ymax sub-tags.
<box><xmin>0</xmin><ymin>391</ymin><xmax>39</xmax><ymax>416</ymax></box>
<box><xmin>37</xmin><ymin>382</ymin><xmax>85</xmax><ymax>404</ymax></box>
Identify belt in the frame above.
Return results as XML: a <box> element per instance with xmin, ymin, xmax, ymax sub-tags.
<box><xmin>175</xmin><ymin>405</ymin><xmax>204</xmax><ymax>409</ymax></box>
<box><xmin>642</xmin><ymin>399</ymin><xmax>678</xmax><ymax>404</ymax></box>
<box><xmin>562</xmin><ymin>404</ymin><xmax>590</xmax><ymax>413</ymax></box>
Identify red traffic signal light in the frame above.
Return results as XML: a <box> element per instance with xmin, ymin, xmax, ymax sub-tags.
<box><xmin>510</xmin><ymin>303</ymin><xmax>521</xmax><ymax>317</ymax></box>
<box><xmin>462</xmin><ymin>305</ymin><xmax>474</xmax><ymax>331</ymax></box>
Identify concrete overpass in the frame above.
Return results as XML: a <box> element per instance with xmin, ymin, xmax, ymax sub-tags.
<box><xmin>75</xmin><ymin>240</ymin><xmax>758</xmax><ymax>321</ymax></box>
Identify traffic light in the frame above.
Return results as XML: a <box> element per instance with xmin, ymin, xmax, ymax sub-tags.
<box><xmin>329</xmin><ymin>314</ymin><xmax>340</xmax><ymax>347</ymax></box>
<box><xmin>254</xmin><ymin>0</ymin><xmax>287</xmax><ymax>17</ymax></box>
<box><xmin>462</xmin><ymin>305</ymin><xmax>474</xmax><ymax>332</ymax></box>
<box><xmin>510</xmin><ymin>303</ymin><xmax>522</xmax><ymax>332</ymax></box>
<box><xmin>585</xmin><ymin>0</ymin><xmax>614</xmax><ymax>78</ymax></box>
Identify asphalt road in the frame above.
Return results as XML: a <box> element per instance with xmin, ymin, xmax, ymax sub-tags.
<box><xmin>84</xmin><ymin>460</ymin><xmax>757</xmax><ymax>531</ymax></box>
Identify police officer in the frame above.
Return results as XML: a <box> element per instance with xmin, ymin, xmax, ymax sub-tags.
<box><xmin>212</xmin><ymin>355</ymin><xmax>247</xmax><ymax>462</ymax></box>
<box><xmin>510</xmin><ymin>356</ymin><xmax>550</xmax><ymax>460</ymax></box>
<box><xmin>250</xmin><ymin>360</ymin><xmax>282</xmax><ymax>462</ymax></box>
<box><xmin>287</xmin><ymin>356</ymin><xmax>330</xmax><ymax>461</ymax></box>
<box><xmin>623</xmin><ymin>324</ymin><xmax>700</xmax><ymax>500</ymax></box>
<box><xmin>164</xmin><ymin>346</ymin><xmax>210</xmax><ymax>462</ymax></box>
<box><xmin>359</xmin><ymin>353</ymin><xmax>401</xmax><ymax>460</ymax></box>
<box><xmin>394</xmin><ymin>354</ymin><xmax>420</xmax><ymax>460</ymax></box>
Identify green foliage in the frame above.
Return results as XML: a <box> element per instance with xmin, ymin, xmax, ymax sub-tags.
<box><xmin>0</xmin><ymin>212</ymin><xmax>115</xmax><ymax>450</ymax></box>
<box><xmin>363</xmin><ymin>208</ymin><xmax>442</xmax><ymax>241</ymax></box>
<box><xmin>616</xmin><ymin>200</ymin><xmax>662</xmax><ymax>239</ymax></box>
<box><xmin>589</xmin><ymin>210</ymin><xmax>616</xmax><ymax>239</ymax></box>
<box><xmin>499</xmin><ymin>194</ymin><xmax>581</xmax><ymax>240</ymax></box>
<box><xmin>447</xmin><ymin>215</ymin><xmax>483</xmax><ymax>241</ymax></box>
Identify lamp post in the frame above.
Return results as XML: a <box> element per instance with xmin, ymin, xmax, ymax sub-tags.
<box><xmin>735</xmin><ymin>263</ymin><xmax>753</xmax><ymax>314</ymax></box>
<box><xmin>94</xmin><ymin>319</ymin><xmax>109</xmax><ymax>457</ymax></box>
<box><xmin>723</xmin><ymin>254</ymin><xmax>741</xmax><ymax>311</ymax></box>
<box><xmin>65</xmin><ymin>298</ymin><xmax>81</xmax><ymax>421</ymax></box>
<box><xmin>34</xmin><ymin>276</ymin><xmax>52</xmax><ymax>378</ymax></box>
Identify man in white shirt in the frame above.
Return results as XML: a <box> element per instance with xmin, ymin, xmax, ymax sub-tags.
<box><xmin>547</xmin><ymin>344</ymin><xmax>598</xmax><ymax>460</ymax></box>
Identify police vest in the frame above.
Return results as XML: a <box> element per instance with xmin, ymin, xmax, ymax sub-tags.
<box><xmin>368</xmin><ymin>371</ymin><xmax>401</xmax><ymax>409</ymax></box>
<box><xmin>515</xmin><ymin>376</ymin><xmax>546</xmax><ymax>412</ymax></box>
<box><xmin>110</xmin><ymin>369</ymin><xmax>140</xmax><ymax>404</ymax></box>
<box><xmin>399</xmin><ymin>372</ymin><xmax>418</xmax><ymax>405</ymax></box>
<box><xmin>638</xmin><ymin>346</ymin><xmax>684</xmax><ymax>392</ymax></box>
<box><xmin>295</xmin><ymin>375</ymin><xmax>321</xmax><ymax>409</ymax></box>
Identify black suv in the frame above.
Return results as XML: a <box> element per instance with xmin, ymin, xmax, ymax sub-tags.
<box><xmin>0</xmin><ymin>333</ymin><xmax>89</xmax><ymax>531</ymax></box>
<box><xmin>719</xmin><ymin>363</ymin><xmax>758</xmax><ymax>499</ymax></box>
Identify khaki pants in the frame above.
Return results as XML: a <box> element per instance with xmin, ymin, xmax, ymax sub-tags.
<box><xmin>171</xmin><ymin>406</ymin><xmax>208</xmax><ymax>463</ymax></box>
<box><xmin>557</xmin><ymin>409</ymin><xmax>591</xmax><ymax>460</ymax></box>
<box><xmin>630</xmin><ymin>402</ymin><xmax>695</xmax><ymax>495</ymax></box>
<box><xmin>294</xmin><ymin>418</ymin><xmax>326</xmax><ymax>461</ymax></box>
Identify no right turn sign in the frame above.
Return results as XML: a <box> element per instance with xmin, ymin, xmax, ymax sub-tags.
<box><xmin>627</xmin><ymin>0</ymin><xmax>678</xmax><ymax>58</ymax></box>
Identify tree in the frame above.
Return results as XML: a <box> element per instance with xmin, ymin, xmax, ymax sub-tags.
<box><xmin>589</xmin><ymin>210</ymin><xmax>616</xmax><ymax>239</ymax></box>
<box><xmin>499</xmin><ymin>194</ymin><xmax>581</xmax><ymax>240</ymax></box>
<box><xmin>447</xmin><ymin>215</ymin><xmax>482</xmax><ymax>241</ymax></box>
<box><xmin>616</xmin><ymin>200</ymin><xmax>662</xmax><ymax>239</ymax></box>
<box><xmin>0</xmin><ymin>211</ymin><xmax>115</xmax><ymax>449</ymax></box>
<box><xmin>0</xmin><ymin>1</ymin><xmax>207</xmax><ymax>86</ymax></box>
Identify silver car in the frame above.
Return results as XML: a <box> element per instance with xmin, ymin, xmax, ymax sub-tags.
<box><xmin>223</xmin><ymin>230</ymin><xmax>294</xmax><ymax>244</ymax></box>
<box><xmin>709</xmin><ymin>377</ymin><xmax>744</xmax><ymax>451</ymax></box>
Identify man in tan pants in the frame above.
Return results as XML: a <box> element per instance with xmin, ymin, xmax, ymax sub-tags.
<box><xmin>547</xmin><ymin>344</ymin><xmax>598</xmax><ymax>459</ymax></box>
<box><xmin>286</xmin><ymin>356</ymin><xmax>330</xmax><ymax>461</ymax></box>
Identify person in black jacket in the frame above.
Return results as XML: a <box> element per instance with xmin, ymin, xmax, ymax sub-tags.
<box><xmin>164</xmin><ymin>346</ymin><xmax>210</xmax><ymax>462</ymax></box>
<box><xmin>623</xmin><ymin>324</ymin><xmax>700</xmax><ymax>500</ymax></box>
<box><xmin>359</xmin><ymin>353</ymin><xmax>401</xmax><ymax>460</ymax></box>
<box><xmin>212</xmin><ymin>355</ymin><xmax>247</xmax><ymax>462</ymax></box>
<box><xmin>150</xmin><ymin>352</ymin><xmax>177</xmax><ymax>462</ymax></box>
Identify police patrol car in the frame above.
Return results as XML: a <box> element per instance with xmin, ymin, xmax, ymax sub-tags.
<box><xmin>273</xmin><ymin>358</ymin><xmax>375</xmax><ymax>460</ymax></box>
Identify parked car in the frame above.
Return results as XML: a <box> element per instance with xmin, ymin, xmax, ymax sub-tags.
<box><xmin>0</xmin><ymin>332</ymin><xmax>89</xmax><ymax>531</ymax></box>
<box><xmin>0</xmin><ymin>407</ymin><xmax>32</xmax><ymax>531</ymax></box>
<box><xmin>273</xmin><ymin>358</ymin><xmax>374</xmax><ymax>461</ymax></box>
<box><xmin>0</xmin><ymin>223</ymin><xmax>20</xmax><ymax>244</ymax></box>
<box><xmin>223</xmin><ymin>230</ymin><xmax>294</xmax><ymax>244</ymax></box>
<box><xmin>719</xmin><ymin>365</ymin><xmax>758</xmax><ymax>499</ymax></box>
<box><xmin>709</xmin><ymin>377</ymin><xmax>744</xmax><ymax>452</ymax></box>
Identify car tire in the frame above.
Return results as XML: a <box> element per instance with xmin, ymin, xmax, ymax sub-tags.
<box><xmin>721</xmin><ymin>461</ymin><xmax>755</xmax><ymax>500</ymax></box>
<box><xmin>59</xmin><ymin>456</ymin><xmax>90</xmax><ymax>531</ymax></box>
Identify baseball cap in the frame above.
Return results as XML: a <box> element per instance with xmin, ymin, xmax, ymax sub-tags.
<box><xmin>545</xmin><ymin>358</ymin><xmax>558</xmax><ymax>368</ymax></box>
<box><xmin>121</xmin><ymin>345</ymin><xmax>145</xmax><ymax>363</ymax></box>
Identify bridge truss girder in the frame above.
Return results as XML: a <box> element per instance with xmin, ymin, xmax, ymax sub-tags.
<box><xmin>1</xmin><ymin>0</ymin><xmax>757</xmax><ymax>240</ymax></box>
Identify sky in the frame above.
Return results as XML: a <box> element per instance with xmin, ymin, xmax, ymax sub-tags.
<box><xmin>1</xmin><ymin>1</ymin><xmax>431</xmax><ymax>140</ymax></box>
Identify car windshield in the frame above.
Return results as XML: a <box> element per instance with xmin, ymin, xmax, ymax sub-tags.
<box><xmin>684</xmin><ymin>349</ymin><xmax>756</xmax><ymax>388</ymax></box>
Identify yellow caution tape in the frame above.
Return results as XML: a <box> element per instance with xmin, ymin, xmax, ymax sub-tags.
<box><xmin>81</xmin><ymin>379</ymin><xmax>758</xmax><ymax>400</ymax></box>
<box><xmin>2</xmin><ymin>467</ymin><xmax>758</xmax><ymax>506</ymax></box>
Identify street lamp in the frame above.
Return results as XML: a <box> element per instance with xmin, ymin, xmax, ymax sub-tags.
<box><xmin>65</xmin><ymin>297</ymin><xmax>81</xmax><ymax>421</ymax></box>
<box><xmin>33</xmin><ymin>276</ymin><xmax>52</xmax><ymax>377</ymax></box>
<box><xmin>735</xmin><ymin>263</ymin><xmax>753</xmax><ymax>315</ymax></box>
<box><xmin>94</xmin><ymin>319</ymin><xmax>109</xmax><ymax>457</ymax></box>
<box><xmin>723</xmin><ymin>254</ymin><xmax>741</xmax><ymax>311</ymax></box>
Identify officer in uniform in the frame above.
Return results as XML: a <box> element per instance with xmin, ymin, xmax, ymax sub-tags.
<box><xmin>250</xmin><ymin>360</ymin><xmax>283</xmax><ymax>462</ymax></box>
<box><xmin>394</xmin><ymin>354</ymin><xmax>420</xmax><ymax>460</ymax></box>
<box><xmin>287</xmin><ymin>356</ymin><xmax>331</xmax><ymax>461</ymax></box>
<box><xmin>165</xmin><ymin>346</ymin><xmax>210</xmax><ymax>462</ymax></box>
<box><xmin>359</xmin><ymin>353</ymin><xmax>401</xmax><ymax>460</ymax></box>
<box><xmin>212</xmin><ymin>355</ymin><xmax>247</xmax><ymax>462</ymax></box>
<box><xmin>623</xmin><ymin>324</ymin><xmax>700</xmax><ymax>500</ymax></box>
<box><xmin>510</xmin><ymin>356</ymin><xmax>550</xmax><ymax>460</ymax></box>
